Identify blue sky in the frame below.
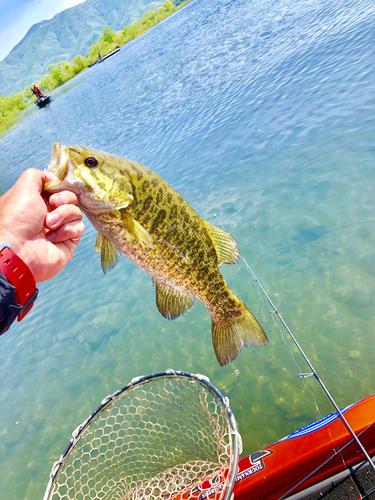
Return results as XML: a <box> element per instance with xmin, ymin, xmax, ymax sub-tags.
<box><xmin>0</xmin><ymin>0</ymin><xmax>86</xmax><ymax>62</ymax></box>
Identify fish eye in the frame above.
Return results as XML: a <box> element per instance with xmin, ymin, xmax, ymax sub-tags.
<box><xmin>85</xmin><ymin>156</ymin><xmax>98</xmax><ymax>167</ymax></box>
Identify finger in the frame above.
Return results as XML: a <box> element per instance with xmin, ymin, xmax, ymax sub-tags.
<box><xmin>55</xmin><ymin>239</ymin><xmax>79</xmax><ymax>263</ymax></box>
<box><xmin>44</xmin><ymin>204</ymin><xmax>82</xmax><ymax>230</ymax></box>
<box><xmin>16</xmin><ymin>169</ymin><xmax>45</xmax><ymax>195</ymax></box>
<box><xmin>48</xmin><ymin>191</ymin><xmax>79</xmax><ymax>210</ymax></box>
<box><xmin>46</xmin><ymin>220</ymin><xmax>84</xmax><ymax>243</ymax></box>
<box><xmin>41</xmin><ymin>193</ymin><xmax>52</xmax><ymax>212</ymax></box>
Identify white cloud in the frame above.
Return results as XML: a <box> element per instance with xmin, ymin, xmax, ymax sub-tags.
<box><xmin>0</xmin><ymin>0</ymin><xmax>86</xmax><ymax>62</ymax></box>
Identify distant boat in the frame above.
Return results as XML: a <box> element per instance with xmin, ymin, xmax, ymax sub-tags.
<box><xmin>36</xmin><ymin>95</ymin><xmax>51</xmax><ymax>107</ymax></box>
<box><xmin>97</xmin><ymin>46</ymin><xmax>120</xmax><ymax>64</ymax></box>
<box><xmin>88</xmin><ymin>47</ymin><xmax>120</xmax><ymax>67</ymax></box>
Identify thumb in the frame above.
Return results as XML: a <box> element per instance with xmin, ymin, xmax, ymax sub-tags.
<box><xmin>13</xmin><ymin>169</ymin><xmax>45</xmax><ymax>196</ymax></box>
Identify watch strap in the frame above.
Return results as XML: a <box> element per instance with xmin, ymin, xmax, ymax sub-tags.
<box><xmin>0</xmin><ymin>245</ymin><xmax>38</xmax><ymax>321</ymax></box>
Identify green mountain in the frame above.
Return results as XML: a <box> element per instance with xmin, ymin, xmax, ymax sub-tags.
<box><xmin>0</xmin><ymin>0</ymin><xmax>165</xmax><ymax>96</ymax></box>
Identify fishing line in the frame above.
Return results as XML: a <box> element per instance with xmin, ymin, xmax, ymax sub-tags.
<box><xmin>249</xmin><ymin>260</ymin><xmax>351</xmax><ymax>487</ymax></box>
<box><xmin>241</xmin><ymin>253</ymin><xmax>352</xmax><ymax>481</ymax></box>
<box><xmin>255</xmin><ymin>276</ymin><xmax>323</xmax><ymax>416</ymax></box>
<box><xmin>213</xmin><ymin>214</ymin><xmax>375</xmax><ymax>475</ymax></box>
<box><xmin>260</xmin><ymin>282</ymin><xmax>320</xmax><ymax>409</ymax></box>
<box><xmin>264</xmin><ymin>290</ymin><xmax>322</xmax><ymax>417</ymax></box>
<box><xmin>215</xmin><ymin>214</ymin><xmax>321</xmax><ymax>414</ymax></box>
<box><xmin>240</xmin><ymin>255</ymin><xmax>375</xmax><ymax>475</ymax></box>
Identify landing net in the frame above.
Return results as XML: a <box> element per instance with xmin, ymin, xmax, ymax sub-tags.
<box><xmin>43</xmin><ymin>370</ymin><xmax>241</xmax><ymax>500</ymax></box>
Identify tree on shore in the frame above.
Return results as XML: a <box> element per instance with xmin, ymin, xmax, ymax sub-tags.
<box><xmin>0</xmin><ymin>90</ymin><xmax>30</xmax><ymax>135</ymax></box>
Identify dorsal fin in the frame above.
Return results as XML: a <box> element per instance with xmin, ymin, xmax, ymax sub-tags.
<box><xmin>202</xmin><ymin>220</ymin><xmax>240</xmax><ymax>265</ymax></box>
<box><xmin>155</xmin><ymin>281</ymin><xmax>194</xmax><ymax>320</ymax></box>
<box><xmin>95</xmin><ymin>233</ymin><xmax>122</xmax><ymax>274</ymax></box>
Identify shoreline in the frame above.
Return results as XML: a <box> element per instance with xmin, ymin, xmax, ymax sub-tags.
<box><xmin>0</xmin><ymin>0</ymin><xmax>191</xmax><ymax>137</ymax></box>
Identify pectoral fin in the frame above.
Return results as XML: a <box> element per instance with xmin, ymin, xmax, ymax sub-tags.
<box><xmin>121</xmin><ymin>212</ymin><xmax>153</xmax><ymax>249</ymax></box>
<box><xmin>202</xmin><ymin>220</ymin><xmax>240</xmax><ymax>265</ymax></box>
<box><xmin>95</xmin><ymin>233</ymin><xmax>102</xmax><ymax>254</ymax></box>
<box><xmin>155</xmin><ymin>281</ymin><xmax>194</xmax><ymax>320</ymax></box>
<box><xmin>95</xmin><ymin>233</ymin><xmax>122</xmax><ymax>274</ymax></box>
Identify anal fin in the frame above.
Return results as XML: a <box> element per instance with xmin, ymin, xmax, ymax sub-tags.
<box><xmin>155</xmin><ymin>281</ymin><xmax>194</xmax><ymax>320</ymax></box>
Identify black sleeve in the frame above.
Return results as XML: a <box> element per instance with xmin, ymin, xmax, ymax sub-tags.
<box><xmin>0</xmin><ymin>271</ymin><xmax>22</xmax><ymax>335</ymax></box>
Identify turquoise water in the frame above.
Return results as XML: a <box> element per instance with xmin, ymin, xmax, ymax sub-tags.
<box><xmin>0</xmin><ymin>0</ymin><xmax>374</xmax><ymax>497</ymax></box>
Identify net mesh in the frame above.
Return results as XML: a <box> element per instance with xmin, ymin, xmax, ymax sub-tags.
<box><xmin>46</xmin><ymin>374</ymin><xmax>234</xmax><ymax>500</ymax></box>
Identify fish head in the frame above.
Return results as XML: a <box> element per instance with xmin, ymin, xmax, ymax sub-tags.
<box><xmin>44</xmin><ymin>142</ymin><xmax>134</xmax><ymax>213</ymax></box>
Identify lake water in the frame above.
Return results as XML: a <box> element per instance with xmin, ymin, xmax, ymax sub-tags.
<box><xmin>0</xmin><ymin>0</ymin><xmax>374</xmax><ymax>498</ymax></box>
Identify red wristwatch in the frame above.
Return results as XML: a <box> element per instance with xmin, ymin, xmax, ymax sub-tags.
<box><xmin>0</xmin><ymin>245</ymin><xmax>38</xmax><ymax>321</ymax></box>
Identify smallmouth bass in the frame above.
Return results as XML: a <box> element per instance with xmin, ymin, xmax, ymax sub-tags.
<box><xmin>44</xmin><ymin>143</ymin><xmax>268</xmax><ymax>365</ymax></box>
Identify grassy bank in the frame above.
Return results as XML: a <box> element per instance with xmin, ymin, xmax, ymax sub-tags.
<box><xmin>0</xmin><ymin>0</ymin><xmax>190</xmax><ymax>136</ymax></box>
<box><xmin>0</xmin><ymin>92</ymin><xmax>30</xmax><ymax>135</ymax></box>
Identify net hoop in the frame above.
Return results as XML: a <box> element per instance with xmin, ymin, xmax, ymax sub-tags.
<box><xmin>43</xmin><ymin>369</ymin><xmax>241</xmax><ymax>500</ymax></box>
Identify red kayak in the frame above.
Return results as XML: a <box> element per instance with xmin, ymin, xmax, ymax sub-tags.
<box><xmin>233</xmin><ymin>393</ymin><xmax>375</xmax><ymax>499</ymax></box>
<box><xmin>178</xmin><ymin>393</ymin><xmax>375</xmax><ymax>499</ymax></box>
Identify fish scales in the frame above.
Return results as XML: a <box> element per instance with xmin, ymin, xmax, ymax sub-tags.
<box><xmin>44</xmin><ymin>143</ymin><xmax>268</xmax><ymax>365</ymax></box>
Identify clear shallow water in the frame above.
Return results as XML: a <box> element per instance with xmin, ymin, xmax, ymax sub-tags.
<box><xmin>0</xmin><ymin>0</ymin><xmax>374</xmax><ymax>497</ymax></box>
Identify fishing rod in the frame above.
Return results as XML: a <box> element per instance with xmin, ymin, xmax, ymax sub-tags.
<box><xmin>239</xmin><ymin>254</ymin><xmax>375</xmax><ymax>476</ymax></box>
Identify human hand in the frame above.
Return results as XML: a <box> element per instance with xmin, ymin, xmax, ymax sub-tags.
<box><xmin>0</xmin><ymin>169</ymin><xmax>84</xmax><ymax>283</ymax></box>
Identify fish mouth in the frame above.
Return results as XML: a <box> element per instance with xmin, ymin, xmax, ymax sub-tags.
<box><xmin>49</xmin><ymin>142</ymin><xmax>69</xmax><ymax>180</ymax></box>
<box><xmin>44</xmin><ymin>142</ymin><xmax>70</xmax><ymax>191</ymax></box>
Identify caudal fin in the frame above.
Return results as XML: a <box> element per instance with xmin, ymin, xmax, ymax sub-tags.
<box><xmin>212</xmin><ymin>305</ymin><xmax>268</xmax><ymax>366</ymax></box>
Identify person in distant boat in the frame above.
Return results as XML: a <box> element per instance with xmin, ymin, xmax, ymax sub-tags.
<box><xmin>31</xmin><ymin>83</ymin><xmax>44</xmax><ymax>98</ymax></box>
<box><xmin>0</xmin><ymin>169</ymin><xmax>84</xmax><ymax>335</ymax></box>
<box><xmin>97</xmin><ymin>51</ymin><xmax>101</xmax><ymax>58</ymax></box>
